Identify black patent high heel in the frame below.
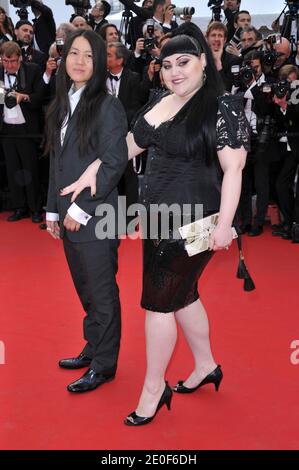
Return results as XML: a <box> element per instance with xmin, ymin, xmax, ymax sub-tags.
<box><xmin>124</xmin><ymin>382</ymin><xmax>173</xmax><ymax>426</ymax></box>
<box><xmin>173</xmin><ymin>365</ymin><xmax>223</xmax><ymax>394</ymax></box>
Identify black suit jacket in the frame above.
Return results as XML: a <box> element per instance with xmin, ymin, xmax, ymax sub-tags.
<box><xmin>88</xmin><ymin>18</ymin><xmax>108</xmax><ymax>34</ymax></box>
<box><xmin>31</xmin><ymin>1</ymin><xmax>56</xmax><ymax>56</ymax></box>
<box><xmin>220</xmin><ymin>50</ymin><xmax>242</xmax><ymax>91</ymax></box>
<box><xmin>0</xmin><ymin>61</ymin><xmax>45</xmax><ymax>134</ymax></box>
<box><xmin>117</xmin><ymin>67</ymin><xmax>150</xmax><ymax>126</ymax></box>
<box><xmin>46</xmin><ymin>94</ymin><xmax>128</xmax><ymax>242</ymax></box>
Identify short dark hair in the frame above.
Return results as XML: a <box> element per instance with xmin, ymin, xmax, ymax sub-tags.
<box><xmin>234</xmin><ymin>10</ymin><xmax>250</xmax><ymax>23</ymax></box>
<box><xmin>99</xmin><ymin>23</ymin><xmax>120</xmax><ymax>42</ymax></box>
<box><xmin>15</xmin><ymin>20</ymin><xmax>33</xmax><ymax>30</ymax></box>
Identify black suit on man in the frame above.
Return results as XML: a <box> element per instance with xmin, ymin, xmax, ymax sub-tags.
<box><xmin>0</xmin><ymin>62</ymin><xmax>45</xmax><ymax>212</ymax></box>
<box><xmin>114</xmin><ymin>67</ymin><xmax>149</xmax><ymax>219</ymax></box>
<box><xmin>31</xmin><ymin>0</ymin><xmax>56</xmax><ymax>56</ymax></box>
<box><xmin>88</xmin><ymin>18</ymin><xmax>108</xmax><ymax>34</ymax></box>
<box><xmin>47</xmin><ymin>94</ymin><xmax>128</xmax><ymax>374</ymax></box>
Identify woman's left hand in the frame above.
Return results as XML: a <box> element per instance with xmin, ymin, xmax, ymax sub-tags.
<box><xmin>208</xmin><ymin>224</ymin><xmax>233</xmax><ymax>251</ymax></box>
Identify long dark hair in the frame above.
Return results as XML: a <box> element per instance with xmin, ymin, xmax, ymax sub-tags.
<box><xmin>162</xmin><ymin>26</ymin><xmax>225</xmax><ymax>165</ymax></box>
<box><xmin>45</xmin><ymin>29</ymin><xmax>107</xmax><ymax>155</ymax></box>
<box><xmin>0</xmin><ymin>7</ymin><xmax>15</xmax><ymax>38</ymax></box>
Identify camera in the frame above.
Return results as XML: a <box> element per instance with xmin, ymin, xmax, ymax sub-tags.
<box><xmin>65</xmin><ymin>0</ymin><xmax>91</xmax><ymax>8</ymax></box>
<box><xmin>143</xmin><ymin>19</ymin><xmax>156</xmax><ymax>52</ymax></box>
<box><xmin>208</xmin><ymin>0</ymin><xmax>222</xmax><ymax>6</ymax></box>
<box><xmin>240</xmin><ymin>65</ymin><xmax>256</xmax><ymax>85</ymax></box>
<box><xmin>273</xmin><ymin>80</ymin><xmax>291</xmax><ymax>99</ymax></box>
<box><xmin>56</xmin><ymin>38</ymin><xmax>65</xmax><ymax>57</ymax></box>
<box><xmin>286</xmin><ymin>0</ymin><xmax>299</xmax><ymax>14</ymax></box>
<box><xmin>231</xmin><ymin>64</ymin><xmax>256</xmax><ymax>87</ymax></box>
<box><xmin>172</xmin><ymin>6</ymin><xmax>195</xmax><ymax>17</ymax></box>
<box><xmin>4</xmin><ymin>91</ymin><xmax>18</xmax><ymax>109</ymax></box>
<box><xmin>10</xmin><ymin>0</ymin><xmax>31</xmax><ymax>7</ymax></box>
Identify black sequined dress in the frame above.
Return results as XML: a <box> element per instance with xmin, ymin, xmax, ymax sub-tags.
<box><xmin>132</xmin><ymin>93</ymin><xmax>250</xmax><ymax>313</ymax></box>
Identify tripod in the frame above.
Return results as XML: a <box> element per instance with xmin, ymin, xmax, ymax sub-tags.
<box><xmin>119</xmin><ymin>7</ymin><xmax>133</xmax><ymax>46</ymax></box>
<box><xmin>281</xmin><ymin>10</ymin><xmax>299</xmax><ymax>58</ymax></box>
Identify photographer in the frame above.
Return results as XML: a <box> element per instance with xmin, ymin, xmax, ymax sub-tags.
<box><xmin>132</xmin><ymin>22</ymin><xmax>163</xmax><ymax>77</ymax></box>
<box><xmin>271</xmin><ymin>65</ymin><xmax>299</xmax><ymax>242</ymax></box>
<box><xmin>88</xmin><ymin>1</ymin><xmax>110</xmax><ymax>34</ymax></box>
<box><xmin>223</xmin><ymin>0</ymin><xmax>241</xmax><ymax>41</ymax></box>
<box><xmin>206</xmin><ymin>21</ymin><xmax>242</xmax><ymax>91</ymax></box>
<box><xmin>126</xmin><ymin>0</ymin><xmax>153</xmax><ymax>50</ymax></box>
<box><xmin>232</xmin><ymin>50</ymin><xmax>277</xmax><ymax>235</ymax></box>
<box><xmin>30</xmin><ymin>0</ymin><xmax>56</xmax><ymax>56</ymax></box>
<box><xmin>119</xmin><ymin>0</ymin><xmax>178</xmax><ymax>40</ymax></box>
<box><xmin>0</xmin><ymin>41</ymin><xmax>45</xmax><ymax>222</ymax></box>
<box><xmin>225</xmin><ymin>10</ymin><xmax>251</xmax><ymax>56</ymax></box>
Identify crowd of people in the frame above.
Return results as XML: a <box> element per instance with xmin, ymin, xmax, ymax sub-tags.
<box><xmin>0</xmin><ymin>0</ymin><xmax>298</xmax><ymax>425</ymax></box>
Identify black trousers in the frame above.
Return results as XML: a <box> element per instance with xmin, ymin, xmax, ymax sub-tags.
<box><xmin>63</xmin><ymin>235</ymin><xmax>121</xmax><ymax>375</ymax></box>
<box><xmin>239</xmin><ymin>141</ymin><xmax>277</xmax><ymax>226</ymax></box>
<box><xmin>276</xmin><ymin>143</ymin><xmax>299</xmax><ymax>225</ymax></box>
<box><xmin>1</xmin><ymin>124</ymin><xmax>41</xmax><ymax>212</ymax></box>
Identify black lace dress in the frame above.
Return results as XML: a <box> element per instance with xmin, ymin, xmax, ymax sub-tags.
<box><xmin>132</xmin><ymin>93</ymin><xmax>250</xmax><ymax>313</ymax></box>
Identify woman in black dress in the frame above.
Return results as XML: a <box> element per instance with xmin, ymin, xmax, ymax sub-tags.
<box><xmin>61</xmin><ymin>32</ymin><xmax>250</xmax><ymax>424</ymax></box>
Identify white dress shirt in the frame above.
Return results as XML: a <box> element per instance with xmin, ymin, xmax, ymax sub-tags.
<box><xmin>46</xmin><ymin>85</ymin><xmax>92</xmax><ymax>226</ymax></box>
<box><xmin>106</xmin><ymin>70</ymin><xmax>122</xmax><ymax>98</ymax></box>
<box><xmin>3</xmin><ymin>73</ymin><xmax>26</xmax><ymax>125</ymax></box>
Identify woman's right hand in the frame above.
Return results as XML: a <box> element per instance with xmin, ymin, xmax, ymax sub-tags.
<box><xmin>60</xmin><ymin>159</ymin><xmax>102</xmax><ymax>202</ymax></box>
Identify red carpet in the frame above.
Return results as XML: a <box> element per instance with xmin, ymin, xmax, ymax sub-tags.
<box><xmin>0</xmin><ymin>212</ymin><xmax>298</xmax><ymax>450</ymax></box>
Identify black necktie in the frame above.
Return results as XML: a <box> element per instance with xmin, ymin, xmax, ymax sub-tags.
<box><xmin>109</xmin><ymin>73</ymin><xmax>119</xmax><ymax>81</ymax></box>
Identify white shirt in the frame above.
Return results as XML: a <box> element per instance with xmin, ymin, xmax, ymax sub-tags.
<box><xmin>106</xmin><ymin>70</ymin><xmax>122</xmax><ymax>98</ymax></box>
<box><xmin>46</xmin><ymin>85</ymin><xmax>92</xmax><ymax>226</ymax></box>
<box><xmin>3</xmin><ymin>72</ymin><xmax>26</xmax><ymax>125</ymax></box>
<box><xmin>243</xmin><ymin>74</ymin><xmax>266</xmax><ymax>133</ymax></box>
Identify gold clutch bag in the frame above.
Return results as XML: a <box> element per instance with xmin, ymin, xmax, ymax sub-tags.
<box><xmin>178</xmin><ymin>212</ymin><xmax>238</xmax><ymax>257</ymax></box>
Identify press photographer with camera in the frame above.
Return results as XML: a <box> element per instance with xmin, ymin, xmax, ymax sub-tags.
<box><xmin>132</xmin><ymin>21</ymin><xmax>163</xmax><ymax>77</ymax></box>
<box><xmin>222</xmin><ymin>0</ymin><xmax>241</xmax><ymax>41</ymax></box>
<box><xmin>119</xmin><ymin>0</ymin><xmax>178</xmax><ymax>44</ymax></box>
<box><xmin>29</xmin><ymin>0</ymin><xmax>56</xmax><ymax>56</ymax></box>
<box><xmin>88</xmin><ymin>1</ymin><xmax>110</xmax><ymax>34</ymax></box>
<box><xmin>0</xmin><ymin>40</ymin><xmax>45</xmax><ymax>222</ymax></box>
<box><xmin>225</xmin><ymin>10</ymin><xmax>251</xmax><ymax>56</ymax></box>
<box><xmin>231</xmin><ymin>50</ymin><xmax>279</xmax><ymax>236</ymax></box>
<box><xmin>271</xmin><ymin>65</ymin><xmax>299</xmax><ymax>243</ymax></box>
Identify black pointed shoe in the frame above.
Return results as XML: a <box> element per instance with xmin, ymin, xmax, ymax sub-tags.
<box><xmin>67</xmin><ymin>368</ymin><xmax>115</xmax><ymax>393</ymax></box>
<box><xmin>173</xmin><ymin>365</ymin><xmax>223</xmax><ymax>394</ymax></box>
<box><xmin>59</xmin><ymin>353</ymin><xmax>92</xmax><ymax>369</ymax></box>
<box><xmin>124</xmin><ymin>382</ymin><xmax>173</xmax><ymax>426</ymax></box>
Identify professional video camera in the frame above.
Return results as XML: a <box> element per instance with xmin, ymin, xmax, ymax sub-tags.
<box><xmin>10</xmin><ymin>0</ymin><xmax>31</xmax><ymax>20</ymax></box>
<box><xmin>65</xmin><ymin>0</ymin><xmax>91</xmax><ymax>17</ymax></box>
<box><xmin>207</xmin><ymin>0</ymin><xmax>222</xmax><ymax>22</ymax></box>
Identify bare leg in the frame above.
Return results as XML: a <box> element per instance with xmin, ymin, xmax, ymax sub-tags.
<box><xmin>134</xmin><ymin>310</ymin><xmax>177</xmax><ymax>417</ymax></box>
<box><xmin>175</xmin><ymin>299</ymin><xmax>217</xmax><ymax>388</ymax></box>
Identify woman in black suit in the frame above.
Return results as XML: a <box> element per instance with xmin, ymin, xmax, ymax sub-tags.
<box><xmin>45</xmin><ymin>30</ymin><xmax>128</xmax><ymax>393</ymax></box>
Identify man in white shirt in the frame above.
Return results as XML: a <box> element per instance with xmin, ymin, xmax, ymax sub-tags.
<box><xmin>0</xmin><ymin>41</ymin><xmax>45</xmax><ymax>222</ymax></box>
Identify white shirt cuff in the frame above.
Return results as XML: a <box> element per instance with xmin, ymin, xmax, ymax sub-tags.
<box><xmin>46</xmin><ymin>212</ymin><xmax>59</xmax><ymax>221</ymax></box>
<box><xmin>67</xmin><ymin>203</ymin><xmax>92</xmax><ymax>226</ymax></box>
<box><xmin>43</xmin><ymin>72</ymin><xmax>51</xmax><ymax>84</ymax></box>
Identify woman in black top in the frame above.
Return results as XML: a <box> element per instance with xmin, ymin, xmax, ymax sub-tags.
<box><xmin>61</xmin><ymin>32</ymin><xmax>250</xmax><ymax>424</ymax></box>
